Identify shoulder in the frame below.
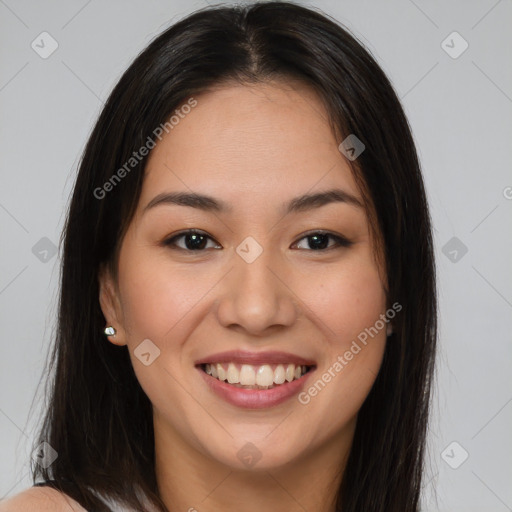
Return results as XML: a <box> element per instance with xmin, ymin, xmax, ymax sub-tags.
<box><xmin>0</xmin><ymin>486</ymin><xmax>87</xmax><ymax>512</ymax></box>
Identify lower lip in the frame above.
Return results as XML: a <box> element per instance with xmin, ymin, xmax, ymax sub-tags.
<box><xmin>197</xmin><ymin>366</ymin><xmax>315</xmax><ymax>409</ymax></box>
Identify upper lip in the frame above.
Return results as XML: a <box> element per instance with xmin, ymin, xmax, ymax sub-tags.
<box><xmin>195</xmin><ymin>350</ymin><xmax>316</xmax><ymax>367</ymax></box>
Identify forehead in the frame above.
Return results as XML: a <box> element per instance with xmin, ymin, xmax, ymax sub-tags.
<box><xmin>139</xmin><ymin>81</ymin><xmax>361</xmax><ymax>214</ymax></box>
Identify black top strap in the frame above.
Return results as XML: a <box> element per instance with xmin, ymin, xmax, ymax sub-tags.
<box><xmin>34</xmin><ymin>480</ymin><xmax>62</xmax><ymax>489</ymax></box>
<box><xmin>34</xmin><ymin>479</ymin><xmax>76</xmax><ymax>488</ymax></box>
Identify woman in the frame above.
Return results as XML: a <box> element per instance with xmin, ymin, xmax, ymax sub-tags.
<box><xmin>1</xmin><ymin>1</ymin><xmax>437</xmax><ymax>511</ymax></box>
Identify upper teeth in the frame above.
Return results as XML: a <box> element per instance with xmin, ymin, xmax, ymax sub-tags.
<box><xmin>204</xmin><ymin>363</ymin><xmax>308</xmax><ymax>386</ymax></box>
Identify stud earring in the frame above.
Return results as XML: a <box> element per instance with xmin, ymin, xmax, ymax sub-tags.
<box><xmin>104</xmin><ymin>326</ymin><xmax>117</xmax><ymax>337</ymax></box>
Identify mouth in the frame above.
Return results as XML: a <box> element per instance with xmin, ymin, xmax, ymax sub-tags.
<box><xmin>194</xmin><ymin>350</ymin><xmax>316</xmax><ymax>409</ymax></box>
<box><xmin>199</xmin><ymin>362</ymin><xmax>314</xmax><ymax>390</ymax></box>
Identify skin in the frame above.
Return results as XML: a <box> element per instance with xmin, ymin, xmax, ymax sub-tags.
<box><xmin>99</xmin><ymin>80</ymin><xmax>389</xmax><ymax>512</ymax></box>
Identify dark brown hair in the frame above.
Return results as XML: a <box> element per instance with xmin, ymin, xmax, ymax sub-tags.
<box><xmin>31</xmin><ymin>2</ymin><xmax>437</xmax><ymax>511</ymax></box>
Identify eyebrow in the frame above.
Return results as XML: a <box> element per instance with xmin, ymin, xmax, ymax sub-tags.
<box><xmin>143</xmin><ymin>188</ymin><xmax>364</xmax><ymax>215</ymax></box>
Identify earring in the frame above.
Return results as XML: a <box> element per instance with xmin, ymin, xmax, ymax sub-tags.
<box><xmin>386</xmin><ymin>323</ymin><xmax>393</xmax><ymax>337</ymax></box>
<box><xmin>104</xmin><ymin>326</ymin><xmax>117</xmax><ymax>336</ymax></box>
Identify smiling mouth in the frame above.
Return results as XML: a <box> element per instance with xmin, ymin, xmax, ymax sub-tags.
<box><xmin>200</xmin><ymin>362</ymin><xmax>315</xmax><ymax>390</ymax></box>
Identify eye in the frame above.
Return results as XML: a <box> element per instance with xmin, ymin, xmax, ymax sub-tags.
<box><xmin>162</xmin><ymin>229</ymin><xmax>352</xmax><ymax>252</ymax></box>
<box><xmin>162</xmin><ymin>229</ymin><xmax>221</xmax><ymax>251</ymax></box>
<box><xmin>292</xmin><ymin>231</ymin><xmax>353</xmax><ymax>251</ymax></box>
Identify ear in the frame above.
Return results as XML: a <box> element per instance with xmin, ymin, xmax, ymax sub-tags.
<box><xmin>98</xmin><ymin>263</ymin><xmax>127</xmax><ymax>346</ymax></box>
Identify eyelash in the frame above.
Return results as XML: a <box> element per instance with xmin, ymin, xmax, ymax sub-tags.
<box><xmin>162</xmin><ymin>229</ymin><xmax>353</xmax><ymax>252</ymax></box>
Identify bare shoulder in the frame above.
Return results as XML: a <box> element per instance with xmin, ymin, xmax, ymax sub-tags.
<box><xmin>0</xmin><ymin>486</ymin><xmax>87</xmax><ymax>512</ymax></box>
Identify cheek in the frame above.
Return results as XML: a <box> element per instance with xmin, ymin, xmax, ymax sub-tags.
<box><xmin>116</xmin><ymin>248</ymin><xmax>216</xmax><ymax>412</ymax></box>
<box><xmin>117</xmin><ymin>247</ymin><xmax>216</xmax><ymax>342</ymax></box>
<box><xmin>296</xmin><ymin>258</ymin><xmax>387</xmax><ymax>344</ymax></box>
<box><xmin>293</xmin><ymin>253</ymin><xmax>387</xmax><ymax>401</ymax></box>
<box><xmin>293</xmin><ymin>262</ymin><xmax>387</xmax><ymax>440</ymax></box>
<box><xmin>118</xmin><ymin>240</ymin><xmax>386</xmax><ymax>353</ymax></box>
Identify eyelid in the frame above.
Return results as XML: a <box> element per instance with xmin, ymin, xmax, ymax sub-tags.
<box><xmin>162</xmin><ymin>228</ymin><xmax>353</xmax><ymax>252</ymax></box>
<box><xmin>291</xmin><ymin>229</ymin><xmax>353</xmax><ymax>250</ymax></box>
<box><xmin>162</xmin><ymin>229</ymin><xmax>221</xmax><ymax>250</ymax></box>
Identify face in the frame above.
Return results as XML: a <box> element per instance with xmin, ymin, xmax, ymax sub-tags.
<box><xmin>99</xmin><ymin>81</ymin><xmax>389</xmax><ymax>473</ymax></box>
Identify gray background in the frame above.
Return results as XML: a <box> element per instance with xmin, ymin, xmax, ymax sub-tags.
<box><xmin>1</xmin><ymin>0</ymin><xmax>511</xmax><ymax>510</ymax></box>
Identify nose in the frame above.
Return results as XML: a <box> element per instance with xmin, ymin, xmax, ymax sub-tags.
<box><xmin>215</xmin><ymin>246</ymin><xmax>298</xmax><ymax>336</ymax></box>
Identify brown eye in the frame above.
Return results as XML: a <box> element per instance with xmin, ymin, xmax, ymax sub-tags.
<box><xmin>293</xmin><ymin>231</ymin><xmax>353</xmax><ymax>251</ymax></box>
<box><xmin>163</xmin><ymin>230</ymin><xmax>221</xmax><ymax>251</ymax></box>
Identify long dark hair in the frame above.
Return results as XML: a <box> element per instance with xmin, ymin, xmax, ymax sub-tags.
<box><xmin>31</xmin><ymin>2</ymin><xmax>437</xmax><ymax>511</ymax></box>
